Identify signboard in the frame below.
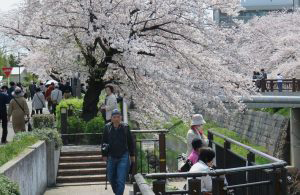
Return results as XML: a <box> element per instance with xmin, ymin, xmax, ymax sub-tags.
<box><xmin>2</xmin><ymin>67</ymin><xmax>13</xmax><ymax>78</ymax></box>
<box><xmin>142</xmin><ymin>141</ymin><xmax>155</xmax><ymax>151</ymax></box>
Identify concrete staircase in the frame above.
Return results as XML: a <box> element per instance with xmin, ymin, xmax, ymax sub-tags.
<box><xmin>56</xmin><ymin>148</ymin><xmax>106</xmax><ymax>185</ymax></box>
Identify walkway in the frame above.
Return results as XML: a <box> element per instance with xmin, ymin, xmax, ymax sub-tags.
<box><xmin>0</xmin><ymin>100</ymin><xmax>50</xmax><ymax>144</ymax></box>
<box><xmin>44</xmin><ymin>184</ymin><xmax>133</xmax><ymax>195</ymax></box>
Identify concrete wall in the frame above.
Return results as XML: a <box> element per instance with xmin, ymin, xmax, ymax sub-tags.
<box><xmin>0</xmin><ymin>141</ymin><xmax>60</xmax><ymax>195</ymax></box>
<box><xmin>204</xmin><ymin>110</ymin><xmax>289</xmax><ymax>159</ymax></box>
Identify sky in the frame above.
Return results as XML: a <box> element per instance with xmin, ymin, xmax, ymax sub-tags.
<box><xmin>0</xmin><ymin>0</ymin><xmax>21</xmax><ymax>12</ymax></box>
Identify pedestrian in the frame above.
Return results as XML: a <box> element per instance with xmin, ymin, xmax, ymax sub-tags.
<box><xmin>45</xmin><ymin>83</ymin><xmax>55</xmax><ymax>113</ymax></box>
<box><xmin>260</xmin><ymin>69</ymin><xmax>267</xmax><ymax>79</ymax></box>
<box><xmin>252</xmin><ymin>71</ymin><xmax>257</xmax><ymax>80</ymax></box>
<box><xmin>39</xmin><ymin>82</ymin><xmax>46</xmax><ymax>95</ymax></box>
<box><xmin>32</xmin><ymin>88</ymin><xmax>46</xmax><ymax>114</ymax></box>
<box><xmin>7</xmin><ymin>87</ymin><xmax>30</xmax><ymax>133</ymax></box>
<box><xmin>0</xmin><ymin>86</ymin><xmax>10</xmax><ymax>144</ymax></box>
<box><xmin>277</xmin><ymin>73</ymin><xmax>283</xmax><ymax>92</ymax></box>
<box><xmin>7</xmin><ymin>82</ymin><xmax>16</xmax><ymax>100</ymax></box>
<box><xmin>101</xmin><ymin>85</ymin><xmax>118</xmax><ymax>123</ymax></box>
<box><xmin>29</xmin><ymin>82</ymin><xmax>37</xmax><ymax>100</ymax></box>
<box><xmin>188</xmin><ymin>138</ymin><xmax>203</xmax><ymax>165</ymax></box>
<box><xmin>186</xmin><ymin>114</ymin><xmax>208</xmax><ymax>157</ymax></box>
<box><xmin>102</xmin><ymin>109</ymin><xmax>135</xmax><ymax>195</ymax></box>
<box><xmin>63</xmin><ymin>82</ymin><xmax>73</xmax><ymax>99</ymax></box>
<box><xmin>189</xmin><ymin>148</ymin><xmax>216</xmax><ymax>194</ymax></box>
<box><xmin>50</xmin><ymin>85</ymin><xmax>63</xmax><ymax>116</ymax></box>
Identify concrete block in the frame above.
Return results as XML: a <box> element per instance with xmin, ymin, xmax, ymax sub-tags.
<box><xmin>0</xmin><ymin>141</ymin><xmax>47</xmax><ymax>195</ymax></box>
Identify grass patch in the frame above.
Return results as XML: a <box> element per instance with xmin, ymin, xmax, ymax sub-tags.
<box><xmin>0</xmin><ymin>135</ymin><xmax>39</xmax><ymax>167</ymax></box>
<box><xmin>203</xmin><ymin>121</ymin><xmax>270</xmax><ymax>164</ymax></box>
<box><xmin>253</xmin><ymin>108</ymin><xmax>290</xmax><ymax>118</ymax></box>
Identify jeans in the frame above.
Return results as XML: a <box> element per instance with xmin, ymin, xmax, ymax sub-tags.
<box><xmin>0</xmin><ymin>112</ymin><xmax>8</xmax><ymax>143</ymax></box>
<box><xmin>107</xmin><ymin>152</ymin><xmax>130</xmax><ymax>195</ymax></box>
<box><xmin>278</xmin><ymin>82</ymin><xmax>283</xmax><ymax>92</ymax></box>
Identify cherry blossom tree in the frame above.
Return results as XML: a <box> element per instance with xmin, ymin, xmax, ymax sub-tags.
<box><xmin>0</xmin><ymin>0</ymin><xmax>256</xmax><ymax>124</ymax></box>
<box><xmin>233</xmin><ymin>10</ymin><xmax>300</xmax><ymax>79</ymax></box>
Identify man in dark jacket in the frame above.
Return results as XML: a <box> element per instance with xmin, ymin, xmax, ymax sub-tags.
<box><xmin>102</xmin><ymin>109</ymin><xmax>135</xmax><ymax>195</ymax></box>
<box><xmin>0</xmin><ymin>86</ymin><xmax>10</xmax><ymax>144</ymax></box>
<box><xmin>7</xmin><ymin>82</ymin><xmax>16</xmax><ymax>101</ymax></box>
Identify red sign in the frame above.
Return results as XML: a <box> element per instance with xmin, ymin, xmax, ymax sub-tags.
<box><xmin>2</xmin><ymin>67</ymin><xmax>13</xmax><ymax>78</ymax></box>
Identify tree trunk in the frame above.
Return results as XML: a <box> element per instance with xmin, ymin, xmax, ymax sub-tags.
<box><xmin>82</xmin><ymin>77</ymin><xmax>105</xmax><ymax>121</ymax></box>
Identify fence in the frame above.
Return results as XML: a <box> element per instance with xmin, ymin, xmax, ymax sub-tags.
<box><xmin>254</xmin><ymin>78</ymin><xmax>300</xmax><ymax>92</ymax></box>
<box><xmin>134</xmin><ymin>130</ymin><xmax>287</xmax><ymax>195</ymax></box>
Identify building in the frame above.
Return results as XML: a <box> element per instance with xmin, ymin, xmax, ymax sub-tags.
<box><xmin>214</xmin><ymin>0</ymin><xmax>300</xmax><ymax>25</ymax></box>
<box><xmin>9</xmin><ymin>67</ymin><xmax>27</xmax><ymax>84</ymax></box>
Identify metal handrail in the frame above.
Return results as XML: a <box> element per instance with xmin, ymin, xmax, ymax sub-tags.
<box><xmin>145</xmin><ymin>161</ymin><xmax>286</xmax><ymax>179</ymax></box>
<box><xmin>134</xmin><ymin>173</ymin><xmax>155</xmax><ymax>195</ymax></box>
<box><xmin>131</xmin><ymin>130</ymin><xmax>168</xmax><ymax>133</ymax></box>
<box><xmin>208</xmin><ymin>130</ymin><xmax>283</xmax><ymax>163</ymax></box>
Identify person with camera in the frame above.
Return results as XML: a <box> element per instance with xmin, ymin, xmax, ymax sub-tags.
<box><xmin>102</xmin><ymin>109</ymin><xmax>135</xmax><ymax>195</ymax></box>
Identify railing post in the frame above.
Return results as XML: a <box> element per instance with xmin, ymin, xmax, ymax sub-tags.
<box><xmin>292</xmin><ymin>78</ymin><xmax>297</xmax><ymax>92</ymax></box>
<box><xmin>60</xmin><ymin>107</ymin><xmax>68</xmax><ymax>145</ymax></box>
<box><xmin>224</xmin><ymin>140</ymin><xmax>231</xmax><ymax>168</ymax></box>
<box><xmin>132</xmin><ymin>134</ymin><xmax>138</xmax><ymax>182</ymax></box>
<box><xmin>269</xmin><ymin>169</ymin><xmax>278</xmax><ymax>195</ymax></box>
<box><xmin>188</xmin><ymin>178</ymin><xmax>201</xmax><ymax>195</ymax></box>
<box><xmin>261</xmin><ymin>79</ymin><xmax>266</xmax><ymax>92</ymax></box>
<box><xmin>133</xmin><ymin>182</ymin><xmax>140</xmax><ymax>195</ymax></box>
<box><xmin>159</xmin><ymin>133</ymin><xmax>166</xmax><ymax>172</ymax></box>
<box><xmin>246</xmin><ymin>152</ymin><xmax>255</xmax><ymax>195</ymax></box>
<box><xmin>153</xmin><ymin>180</ymin><xmax>166</xmax><ymax>195</ymax></box>
<box><xmin>212</xmin><ymin>176</ymin><xmax>225</xmax><ymax>195</ymax></box>
<box><xmin>208</xmin><ymin>131</ymin><xmax>214</xmax><ymax>148</ymax></box>
<box><xmin>270</xmin><ymin>80</ymin><xmax>274</xmax><ymax>92</ymax></box>
<box><xmin>280</xmin><ymin>168</ymin><xmax>288</xmax><ymax>195</ymax></box>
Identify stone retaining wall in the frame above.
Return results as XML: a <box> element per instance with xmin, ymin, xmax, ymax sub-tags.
<box><xmin>0</xmin><ymin>141</ymin><xmax>60</xmax><ymax>195</ymax></box>
<box><xmin>204</xmin><ymin>110</ymin><xmax>289</xmax><ymax>159</ymax></box>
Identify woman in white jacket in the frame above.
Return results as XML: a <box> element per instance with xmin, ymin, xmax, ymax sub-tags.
<box><xmin>32</xmin><ymin>88</ymin><xmax>46</xmax><ymax>114</ymax></box>
<box><xmin>101</xmin><ymin>85</ymin><xmax>118</xmax><ymax>123</ymax></box>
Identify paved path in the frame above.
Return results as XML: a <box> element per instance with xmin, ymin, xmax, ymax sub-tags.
<box><xmin>0</xmin><ymin>100</ymin><xmax>51</xmax><ymax>143</ymax></box>
<box><xmin>44</xmin><ymin>184</ymin><xmax>133</xmax><ymax>195</ymax></box>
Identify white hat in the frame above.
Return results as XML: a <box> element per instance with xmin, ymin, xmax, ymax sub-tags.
<box><xmin>191</xmin><ymin>114</ymin><xmax>206</xmax><ymax>126</ymax></box>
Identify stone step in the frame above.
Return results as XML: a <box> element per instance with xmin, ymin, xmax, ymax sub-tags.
<box><xmin>56</xmin><ymin>175</ymin><xmax>106</xmax><ymax>183</ymax></box>
<box><xmin>58</xmin><ymin>162</ymin><xmax>106</xmax><ymax>169</ymax></box>
<box><xmin>55</xmin><ymin>182</ymin><xmax>106</xmax><ymax>187</ymax></box>
<box><xmin>60</xmin><ymin>150</ymin><xmax>101</xmax><ymax>157</ymax></box>
<box><xmin>59</xmin><ymin>155</ymin><xmax>103</xmax><ymax>163</ymax></box>
<box><xmin>58</xmin><ymin>168</ymin><xmax>106</xmax><ymax>176</ymax></box>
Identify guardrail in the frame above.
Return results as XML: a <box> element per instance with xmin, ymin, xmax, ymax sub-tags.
<box><xmin>134</xmin><ymin>129</ymin><xmax>287</xmax><ymax>195</ymax></box>
<box><xmin>254</xmin><ymin>78</ymin><xmax>300</xmax><ymax>92</ymax></box>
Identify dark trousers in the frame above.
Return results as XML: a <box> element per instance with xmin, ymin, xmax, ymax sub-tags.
<box><xmin>0</xmin><ymin>112</ymin><xmax>8</xmax><ymax>143</ymax></box>
<box><xmin>36</xmin><ymin>109</ymin><xmax>43</xmax><ymax>114</ymax></box>
<box><xmin>52</xmin><ymin>104</ymin><xmax>58</xmax><ymax>116</ymax></box>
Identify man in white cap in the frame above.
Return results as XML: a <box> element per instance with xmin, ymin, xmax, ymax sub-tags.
<box><xmin>186</xmin><ymin>114</ymin><xmax>208</xmax><ymax>156</ymax></box>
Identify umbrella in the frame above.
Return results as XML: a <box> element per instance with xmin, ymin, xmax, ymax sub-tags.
<box><xmin>45</xmin><ymin>80</ymin><xmax>59</xmax><ymax>86</ymax></box>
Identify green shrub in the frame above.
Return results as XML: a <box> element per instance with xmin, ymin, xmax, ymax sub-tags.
<box><xmin>67</xmin><ymin>116</ymin><xmax>86</xmax><ymax>144</ymax></box>
<box><xmin>32</xmin><ymin>114</ymin><xmax>55</xmax><ymax>129</ymax></box>
<box><xmin>0</xmin><ymin>135</ymin><xmax>39</xmax><ymax>166</ymax></box>
<box><xmin>56</xmin><ymin>98</ymin><xmax>83</xmax><ymax>122</ymax></box>
<box><xmin>0</xmin><ymin>175</ymin><xmax>20</xmax><ymax>195</ymax></box>
<box><xmin>85</xmin><ymin>117</ymin><xmax>105</xmax><ymax>144</ymax></box>
<box><xmin>13</xmin><ymin>129</ymin><xmax>63</xmax><ymax>149</ymax></box>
